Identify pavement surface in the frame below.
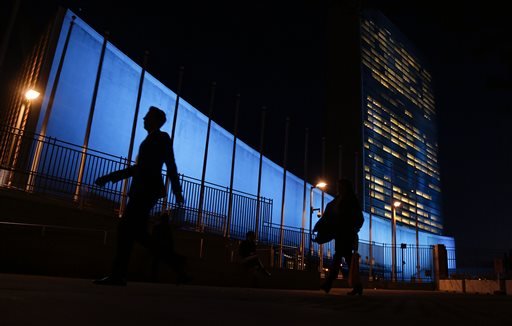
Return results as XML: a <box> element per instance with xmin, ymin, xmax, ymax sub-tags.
<box><xmin>0</xmin><ymin>273</ymin><xmax>510</xmax><ymax>326</ymax></box>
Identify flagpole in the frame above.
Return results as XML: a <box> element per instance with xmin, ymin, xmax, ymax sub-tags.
<box><xmin>74</xmin><ymin>30</ymin><xmax>109</xmax><ymax>202</ymax></box>
<box><xmin>197</xmin><ymin>81</ymin><xmax>216</xmax><ymax>232</ymax></box>
<box><xmin>278</xmin><ymin>117</ymin><xmax>290</xmax><ymax>268</ymax></box>
<box><xmin>225</xmin><ymin>93</ymin><xmax>240</xmax><ymax>238</ymax></box>
<box><xmin>162</xmin><ymin>65</ymin><xmax>185</xmax><ymax>212</ymax></box>
<box><xmin>120</xmin><ymin>50</ymin><xmax>149</xmax><ymax>217</ymax></box>
<box><xmin>254</xmin><ymin>106</ymin><xmax>266</xmax><ymax>241</ymax></box>
<box><xmin>300</xmin><ymin>127</ymin><xmax>309</xmax><ymax>270</ymax></box>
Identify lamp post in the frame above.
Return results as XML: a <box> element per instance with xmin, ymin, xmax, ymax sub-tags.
<box><xmin>8</xmin><ymin>89</ymin><xmax>40</xmax><ymax>188</ymax></box>
<box><xmin>391</xmin><ymin>200</ymin><xmax>401</xmax><ymax>282</ymax></box>
<box><xmin>308</xmin><ymin>181</ymin><xmax>326</xmax><ymax>268</ymax></box>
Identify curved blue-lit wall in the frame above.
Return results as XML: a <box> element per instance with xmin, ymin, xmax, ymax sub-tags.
<box><xmin>36</xmin><ymin>11</ymin><xmax>334</xmax><ymax>232</ymax></box>
<box><xmin>36</xmin><ymin>11</ymin><xmax>455</xmax><ymax>269</ymax></box>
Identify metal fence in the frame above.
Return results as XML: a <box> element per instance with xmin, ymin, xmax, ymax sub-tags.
<box><xmin>0</xmin><ymin>124</ymin><xmax>458</xmax><ymax>282</ymax></box>
<box><xmin>256</xmin><ymin>221</ymin><xmax>445</xmax><ymax>283</ymax></box>
<box><xmin>0</xmin><ymin>124</ymin><xmax>273</xmax><ymax>239</ymax></box>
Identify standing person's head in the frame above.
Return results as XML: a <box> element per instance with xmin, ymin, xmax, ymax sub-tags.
<box><xmin>337</xmin><ymin>178</ymin><xmax>355</xmax><ymax>198</ymax></box>
<box><xmin>143</xmin><ymin>106</ymin><xmax>167</xmax><ymax>132</ymax></box>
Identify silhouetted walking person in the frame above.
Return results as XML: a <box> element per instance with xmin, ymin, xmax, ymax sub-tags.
<box><xmin>319</xmin><ymin>179</ymin><xmax>364</xmax><ymax>295</ymax></box>
<box><xmin>93</xmin><ymin>106</ymin><xmax>189</xmax><ymax>286</ymax></box>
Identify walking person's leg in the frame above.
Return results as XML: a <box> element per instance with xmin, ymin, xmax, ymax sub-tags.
<box><xmin>344</xmin><ymin>234</ymin><xmax>363</xmax><ymax>296</ymax></box>
<box><xmin>94</xmin><ymin>197</ymin><xmax>153</xmax><ymax>286</ymax></box>
<box><xmin>321</xmin><ymin>237</ymin><xmax>343</xmax><ymax>293</ymax></box>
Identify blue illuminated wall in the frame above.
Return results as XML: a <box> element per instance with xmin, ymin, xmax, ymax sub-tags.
<box><xmin>35</xmin><ymin>10</ymin><xmax>455</xmax><ymax>260</ymax></box>
<box><xmin>36</xmin><ymin>11</ymin><xmax>332</xmax><ymax>232</ymax></box>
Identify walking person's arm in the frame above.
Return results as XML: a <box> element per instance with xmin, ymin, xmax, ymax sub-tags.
<box><xmin>95</xmin><ymin>165</ymin><xmax>136</xmax><ymax>187</ymax></box>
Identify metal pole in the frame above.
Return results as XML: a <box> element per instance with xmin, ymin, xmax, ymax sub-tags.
<box><xmin>170</xmin><ymin>66</ymin><xmax>184</xmax><ymax>146</ymax></box>
<box><xmin>197</xmin><ymin>81</ymin><xmax>216</xmax><ymax>231</ymax></box>
<box><xmin>278</xmin><ymin>117</ymin><xmax>290</xmax><ymax>268</ymax></box>
<box><xmin>119</xmin><ymin>51</ymin><xmax>149</xmax><ymax>217</ymax></box>
<box><xmin>162</xmin><ymin>65</ymin><xmax>185</xmax><ymax>212</ymax></box>
<box><xmin>354</xmin><ymin>151</ymin><xmax>359</xmax><ymax>196</ymax></box>
<box><xmin>414</xmin><ymin>171</ymin><xmax>421</xmax><ymax>281</ymax></box>
<box><xmin>0</xmin><ymin>0</ymin><xmax>21</xmax><ymax>71</ymax></box>
<box><xmin>309</xmin><ymin>185</ymin><xmax>314</xmax><ymax>259</ymax></box>
<box><xmin>338</xmin><ymin>145</ymin><xmax>343</xmax><ymax>180</ymax></box>
<box><xmin>300</xmin><ymin>128</ymin><xmax>309</xmax><ymax>270</ymax></box>
<box><xmin>368</xmin><ymin>163</ymin><xmax>374</xmax><ymax>280</ymax></box>
<box><xmin>74</xmin><ymin>30</ymin><xmax>109</xmax><ymax>201</ymax></box>
<box><xmin>254</xmin><ymin>106</ymin><xmax>266</xmax><ymax>241</ymax></box>
<box><xmin>319</xmin><ymin>136</ymin><xmax>326</xmax><ymax>271</ymax></box>
<box><xmin>26</xmin><ymin>16</ymin><xmax>76</xmax><ymax>192</ymax></box>
<box><xmin>392</xmin><ymin>205</ymin><xmax>397</xmax><ymax>282</ymax></box>
<box><xmin>225</xmin><ymin>93</ymin><xmax>240</xmax><ymax>238</ymax></box>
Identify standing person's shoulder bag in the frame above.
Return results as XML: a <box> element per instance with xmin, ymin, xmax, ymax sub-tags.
<box><xmin>312</xmin><ymin>198</ymin><xmax>339</xmax><ymax>244</ymax></box>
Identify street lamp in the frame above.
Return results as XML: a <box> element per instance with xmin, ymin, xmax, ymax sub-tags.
<box><xmin>3</xmin><ymin>88</ymin><xmax>41</xmax><ymax>187</ymax></box>
<box><xmin>21</xmin><ymin>89</ymin><xmax>42</xmax><ymax>190</ymax></box>
<box><xmin>391</xmin><ymin>200</ymin><xmax>401</xmax><ymax>282</ymax></box>
<box><xmin>308</xmin><ymin>181</ymin><xmax>327</xmax><ymax>267</ymax></box>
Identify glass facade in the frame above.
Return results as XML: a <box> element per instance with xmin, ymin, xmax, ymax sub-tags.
<box><xmin>360</xmin><ymin>12</ymin><xmax>443</xmax><ymax>235</ymax></box>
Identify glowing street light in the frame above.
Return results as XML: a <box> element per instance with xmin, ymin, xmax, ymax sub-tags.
<box><xmin>316</xmin><ymin>181</ymin><xmax>327</xmax><ymax>189</ymax></box>
<box><xmin>5</xmin><ymin>88</ymin><xmax>41</xmax><ymax>188</ymax></box>
<box><xmin>391</xmin><ymin>200</ymin><xmax>401</xmax><ymax>282</ymax></box>
<box><xmin>25</xmin><ymin>89</ymin><xmax>40</xmax><ymax>101</ymax></box>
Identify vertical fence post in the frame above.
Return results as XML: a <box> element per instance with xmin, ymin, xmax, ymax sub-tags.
<box><xmin>225</xmin><ymin>93</ymin><xmax>240</xmax><ymax>238</ymax></box>
<box><xmin>74</xmin><ymin>30</ymin><xmax>109</xmax><ymax>202</ymax></box>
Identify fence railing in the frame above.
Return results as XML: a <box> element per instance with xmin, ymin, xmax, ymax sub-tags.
<box><xmin>0</xmin><ymin>124</ymin><xmax>273</xmax><ymax>240</ymax></box>
<box><xmin>0</xmin><ymin>124</ymin><xmax>458</xmax><ymax>282</ymax></box>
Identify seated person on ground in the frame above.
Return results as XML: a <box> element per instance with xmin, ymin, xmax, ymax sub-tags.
<box><xmin>239</xmin><ymin>231</ymin><xmax>271</xmax><ymax>276</ymax></box>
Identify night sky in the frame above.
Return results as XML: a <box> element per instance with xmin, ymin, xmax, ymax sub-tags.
<box><xmin>2</xmin><ymin>0</ymin><xmax>511</xmax><ymax>263</ymax></box>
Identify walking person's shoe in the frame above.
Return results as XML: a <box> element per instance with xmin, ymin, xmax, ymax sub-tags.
<box><xmin>92</xmin><ymin>275</ymin><xmax>127</xmax><ymax>286</ymax></box>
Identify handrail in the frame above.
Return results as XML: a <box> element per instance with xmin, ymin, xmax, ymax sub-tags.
<box><xmin>0</xmin><ymin>221</ymin><xmax>109</xmax><ymax>244</ymax></box>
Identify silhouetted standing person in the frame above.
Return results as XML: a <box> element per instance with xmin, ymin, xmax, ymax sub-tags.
<box><xmin>93</xmin><ymin>106</ymin><xmax>188</xmax><ymax>286</ymax></box>
<box><xmin>320</xmin><ymin>179</ymin><xmax>364</xmax><ymax>295</ymax></box>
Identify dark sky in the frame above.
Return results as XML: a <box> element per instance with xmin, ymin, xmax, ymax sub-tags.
<box><xmin>2</xmin><ymin>0</ymin><xmax>511</xmax><ymax>260</ymax></box>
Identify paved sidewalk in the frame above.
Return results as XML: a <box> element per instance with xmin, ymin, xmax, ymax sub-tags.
<box><xmin>0</xmin><ymin>273</ymin><xmax>510</xmax><ymax>325</ymax></box>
